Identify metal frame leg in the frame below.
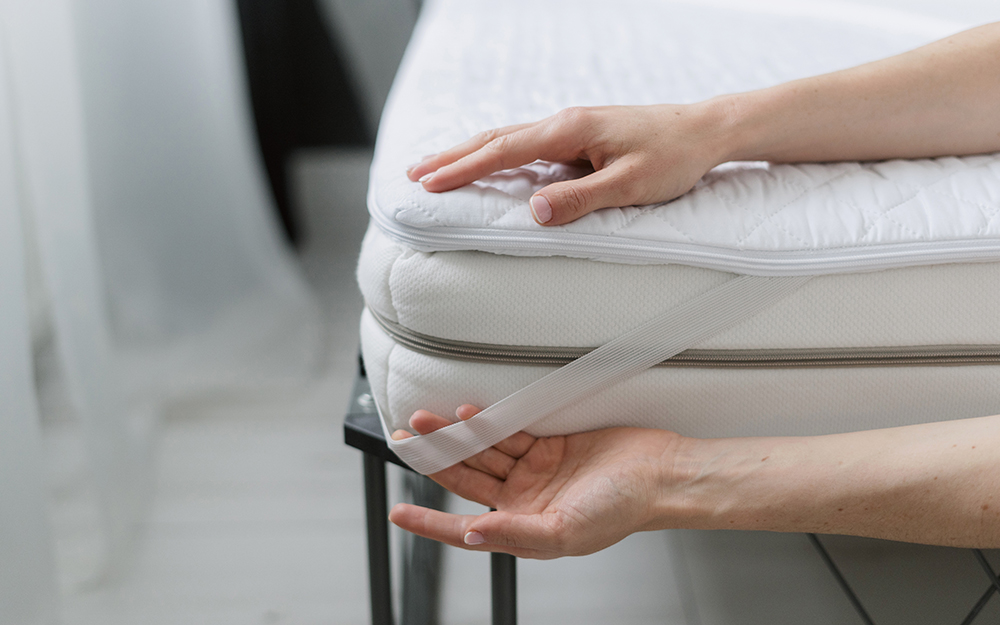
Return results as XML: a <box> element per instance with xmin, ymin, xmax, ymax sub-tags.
<box><xmin>402</xmin><ymin>473</ymin><xmax>447</xmax><ymax>625</ymax></box>
<box><xmin>363</xmin><ymin>453</ymin><xmax>394</xmax><ymax>625</ymax></box>
<box><xmin>491</xmin><ymin>552</ymin><xmax>517</xmax><ymax>625</ymax></box>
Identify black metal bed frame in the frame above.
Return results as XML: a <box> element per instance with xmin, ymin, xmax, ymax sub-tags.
<box><xmin>344</xmin><ymin>357</ymin><xmax>1000</xmax><ymax>625</ymax></box>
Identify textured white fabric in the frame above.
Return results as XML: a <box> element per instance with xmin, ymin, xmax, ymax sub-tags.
<box><xmin>362</xmin><ymin>310</ymin><xmax>1000</xmax><ymax>438</ymax></box>
<box><xmin>370</xmin><ymin>0</ymin><xmax>1000</xmax><ymax>274</ymax></box>
<box><xmin>385</xmin><ymin>275</ymin><xmax>810</xmax><ymax>474</ymax></box>
<box><xmin>0</xmin><ymin>32</ymin><xmax>59</xmax><ymax>624</ymax></box>
<box><xmin>359</xmin><ymin>226</ymin><xmax>1000</xmax><ymax>349</ymax></box>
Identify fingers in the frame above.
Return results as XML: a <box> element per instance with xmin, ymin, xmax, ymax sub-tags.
<box><xmin>493</xmin><ymin>431</ymin><xmax>537</xmax><ymax>459</ymax></box>
<box><xmin>410</xmin><ymin>408</ymin><xmax>516</xmax><ymax>480</ymax></box>
<box><xmin>456</xmin><ymin>404</ymin><xmax>537</xmax><ymax>459</ymax></box>
<box><xmin>455</xmin><ymin>403</ymin><xmax>481</xmax><ymax>420</ymax></box>
<box><xmin>412</xmin><ymin>109</ymin><xmax>595</xmax><ymax>193</ymax></box>
<box><xmin>394</xmin><ymin>405</ymin><xmax>537</xmax><ymax>505</ymax></box>
<box><xmin>409</xmin><ymin>405</ymin><xmax>537</xmax><ymax>471</ymax></box>
<box><xmin>389</xmin><ymin>504</ymin><xmax>482</xmax><ymax>550</ymax></box>
<box><xmin>389</xmin><ymin>504</ymin><xmax>557</xmax><ymax>559</ymax></box>
<box><xmin>420</xmin><ymin>124</ymin><xmax>568</xmax><ymax>193</ymax></box>
<box><xmin>401</xmin><ymin>409</ymin><xmax>503</xmax><ymax>506</ymax></box>
<box><xmin>530</xmin><ymin>159</ymin><xmax>642</xmax><ymax>226</ymax></box>
<box><xmin>407</xmin><ymin>408</ymin><xmax>454</xmax><ymax>433</ymax></box>
<box><xmin>406</xmin><ymin>122</ymin><xmax>536</xmax><ymax>183</ymax></box>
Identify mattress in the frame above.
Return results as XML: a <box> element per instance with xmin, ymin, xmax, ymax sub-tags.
<box><xmin>360</xmin><ymin>226</ymin><xmax>1000</xmax><ymax>440</ymax></box>
<box><xmin>358</xmin><ymin>0</ymin><xmax>1000</xmax><ymax>470</ymax></box>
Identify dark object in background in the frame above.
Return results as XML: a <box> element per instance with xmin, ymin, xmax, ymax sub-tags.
<box><xmin>236</xmin><ymin>0</ymin><xmax>372</xmax><ymax>245</ymax></box>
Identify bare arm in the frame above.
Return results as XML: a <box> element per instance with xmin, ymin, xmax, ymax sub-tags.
<box><xmin>668</xmin><ymin>414</ymin><xmax>1000</xmax><ymax>546</ymax></box>
<box><xmin>389</xmin><ymin>409</ymin><xmax>1000</xmax><ymax>559</ymax></box>
<box><xmin>726</xmin><ymin>22</ymin><xmax>1000</xmax><ymax>163</ymax></box>
<box><xmin>407</xmin><ymin>22</ymin><xmax>1000</xmax><ymax>226</ymax></box>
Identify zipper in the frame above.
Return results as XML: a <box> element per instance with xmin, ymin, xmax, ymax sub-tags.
<box><xmin>370</xmin><ymin>309</ymin><xmax>1000</xmax><ymax>369</ymax></box>
<box><xmin>369</xmin><ymin>186</ymin><xmax>1000</xmax><ymax>277</ymax></box>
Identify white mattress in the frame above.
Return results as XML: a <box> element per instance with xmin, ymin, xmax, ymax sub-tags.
<box><xmin>370</xmin><ymin>0</ymin><xmax>1000</xmax><ymax>275</ymax></box>
<box><xmin>359</xmin><ymin>0</ymin><xmax>1000</xmax><ymax>437</ymax></box>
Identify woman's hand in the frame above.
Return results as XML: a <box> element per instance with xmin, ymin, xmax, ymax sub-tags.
<box><xmin>391</xmin><ymin>406</ymin><xmax>1000</xmax><ymax>553</ymax></box>
<box><xmin>389</xmin><ymin>405</ymin><xmax>690</xmax><ymax>559</ymax></box>
<box><xmin>405</xmin><ymin>104</ymin><xmax>733</xmax><ymax>226</ymax></box>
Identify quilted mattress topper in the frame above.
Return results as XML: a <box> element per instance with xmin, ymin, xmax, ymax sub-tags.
<box><xmin>369</xmin><ymin>0</ymin><xmax>1000</xmax><ymax>275</ymax></box>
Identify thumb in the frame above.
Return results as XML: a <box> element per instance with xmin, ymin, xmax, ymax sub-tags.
<box><xmin>529</xmin><ymin>163</ymin><xmax>636</xmax><ymax>226</ymax></box>
<box><xmin>467</xmin><ymin>510</ymin><xmax>567</xmax><ymax>558</ymax></box>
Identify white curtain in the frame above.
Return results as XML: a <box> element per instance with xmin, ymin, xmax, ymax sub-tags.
<box><xmin>0</xmin><ymin>22</ymin><xmax>59</xmax><ymax>625</ymax></box>
<box><xmin>0</xmin><ymin>0</ymin><xmax>325</xmax><ymax>595</ymax></box>
<box><xmin>73</xmin><ymin>0</ymin><xmax>325</xmax><ymax>396</ymax></box>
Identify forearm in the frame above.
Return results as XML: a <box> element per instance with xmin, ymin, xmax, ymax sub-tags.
<box><xmin>662</xmin><ymin>414</ymin><xmax>1000</xmax><ymax>547</ymax></box>
<box><xmin>709</xmin><ymin>22</ymin><xmax>1000</xmax><ymax>165</ymax></box>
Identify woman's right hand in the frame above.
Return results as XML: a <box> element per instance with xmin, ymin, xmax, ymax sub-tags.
<box><xmin>389</xmin><ymin>404</ymin><xmax>691</xmax><ymax>559</ymax></box>
<box><xmin>405</xmin><ymin>103</ymin><xmax>735</xmax><ymax>226</ymax></box>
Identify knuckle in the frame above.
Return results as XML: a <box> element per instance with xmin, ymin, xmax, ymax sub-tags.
<box><xmin>484</xmin><ymin>134</ymin><xmax>512</xmax><ymax>153</ymax></box>
<box><xmin>484</xmin><ymin>135</ymin><xmax>515</xmax><ymax>168</ymax></box>
<box><xmin>547</xmin><ymin>514</ymin><xmax>572</xmax><ymax>553</ymax></box>
<box><xmin>619</xmin><ymin>163</ymin><xmax>654</xmax><ymax>203</ymax></box>
<box><xmin>492</xmin><ymin>528</ymin><xmax>522</xmax><ymax>550</ymax></box>
<box><xmin>554</xmin><ymin>106</ymin><xmax>591</xmax><ymax>126</ymax></box>
<box><xmin>557</xmin><ymin>184</ymin><xmax>595</xmax><ymax>215</ymax></box>
<box><xmin>474</xmin><ymin>128</ymin><xmax>503</xmax><ymax>144</ymax></box>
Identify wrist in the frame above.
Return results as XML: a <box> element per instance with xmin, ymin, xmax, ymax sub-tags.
<box><xmin>651</xmin><ymin>99</ymin><xmax>751</xmax><ymax>171</ymax></box>
<box><xmin>648</xmin><ymin>433</ymin><xmax>810</xmax><ymax>532</ymax></box>
<box><xmin>646</xmin><ymin>434</ymin><xmax>737</xmax><ymax>530</ymax></box>
<box><xmin>700</xmin><ymin>91</ymin><xmax>778</xmax><ymax>164</ymax></box>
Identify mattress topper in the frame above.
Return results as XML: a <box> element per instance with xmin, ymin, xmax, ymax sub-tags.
<box><xmin>369</xmin><ymin>0</ymin><xmax>1000</xmax><ymax>276</ymax></box>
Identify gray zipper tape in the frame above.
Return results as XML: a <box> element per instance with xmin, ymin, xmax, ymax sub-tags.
<box><xmin>382</xmin><ymin>275</ymin><xmax>811</xmax><ymax>475</ymax></box>
<box><xmin>369</xmin><ymin>309</ymin><xmax>1000</xmax><ymax>368</ymax></box>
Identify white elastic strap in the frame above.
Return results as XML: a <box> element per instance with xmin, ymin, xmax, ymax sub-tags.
<box><xmin>382</xmin><ymin>275</ymin><xmax>811</xmax><ymax>475</ymax></box>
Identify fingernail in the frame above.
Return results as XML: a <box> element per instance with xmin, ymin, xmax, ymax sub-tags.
<box><xmin>464</xmin><ymin>530</ymin><xmax>486</xmax><ymax>545</ymax></box>
<box><xmin>406</xmin><ymin>162</ymin><xmax>421</xmax><ymax>174</ymax></box>
<box><xmin>530</xmin><ymin>195</ymin><xmax>552</xmax><ymax>224</ymax></box>
<box><xmin>419</xmin><ymin>173</ymin><xmax>434</xmax><ymax>184</ymax></box>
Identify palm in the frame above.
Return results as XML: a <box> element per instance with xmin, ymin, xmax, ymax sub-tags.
<box><xmin>390</xmin><ymin>408</ymin><xmax>680</xmax><ymax>559</ymax></box>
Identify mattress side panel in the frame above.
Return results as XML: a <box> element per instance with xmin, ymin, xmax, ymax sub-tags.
<box><xmin>356</xmin><ymin>223</ymin><xmax>405</xmax><ymax>323</ymax></box>
<box><xmin>368</xmin><ymin>227</ymin><xmax>1000</xmax><ymax>350</ymax></box>
<box><xmin>359</xmin><ymin>308</ymin><xmax>395</xmax><ymax>433</ymax></box>
<box><xmin>362</xmin><ymin>311</ymin><xmax>1000</xmax><ymax>438</ymax></box>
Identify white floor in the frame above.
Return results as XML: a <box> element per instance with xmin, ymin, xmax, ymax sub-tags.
<box><xmin>45</xmin><ymin>148</ymin><xmax>1000</xmax><ymax>625</ymax></box>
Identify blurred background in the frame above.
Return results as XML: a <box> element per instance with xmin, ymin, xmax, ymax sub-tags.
<box><xmin>1</xmin><ymin>1</ymin><xmax>415</xmax><ymax>624</ymax></box>
<box><xmin>2</xmin><ymin>1</ymin><xmax>999</xmax><ymax>625</ymax></box>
